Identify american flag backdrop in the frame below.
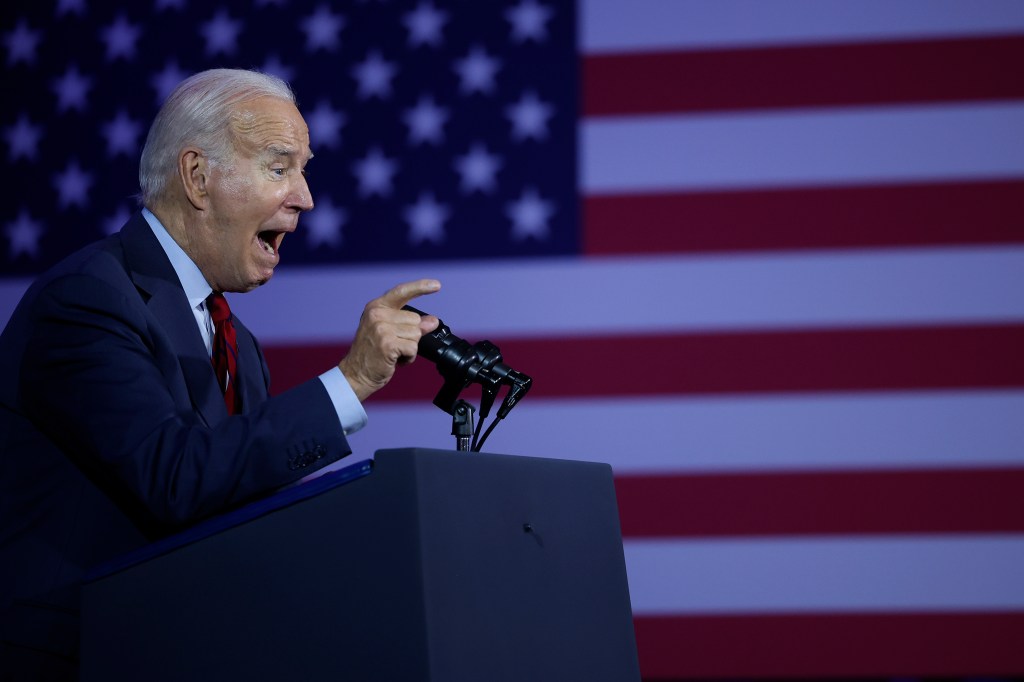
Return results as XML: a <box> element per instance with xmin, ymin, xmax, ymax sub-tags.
<box><xmin>3</xmin><ymin>0</ymin><xmax>1024</xmax><ymax>678</ymax></box>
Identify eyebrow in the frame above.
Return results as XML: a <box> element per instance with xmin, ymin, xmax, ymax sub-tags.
<box><xmin>266</xmin><ymin>144</ymin><xmax>295</xmax><ymax>157</ymax></box>
<box><xmin>264</xmin><ymin>145</ymin><xmax>314</xmax><ymax>162</ymax></box>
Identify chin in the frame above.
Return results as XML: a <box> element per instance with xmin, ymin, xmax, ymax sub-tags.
<box><xmin>231</xmin><ymin>275</ymin><xmax>269</xmax><ymax>293</ymax></box>
<box><xmin>248</xmin><ymin>266</ymin><xmax>275</xmax><ymax>290</ymax></box>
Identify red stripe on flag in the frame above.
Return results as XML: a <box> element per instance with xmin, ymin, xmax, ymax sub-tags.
<box><xmin>584</xmin><ymin>180</ymin><xmax>1024</xmax><ymax>255</ymax></box>
<box><xmin>265</xmin><ymin>324</ymin><xmax>1024</xmax><ymax>399</ymax></box>
<box><xmin>633</xmin><ymin>612</ymin><xmax>1024</xmax><ymax>678</ymax></box>
<box><xmin>584</xmin><ymin>35</ymin><xmax>1024</xmax><ymax>116</ymax></box>
<box><xmin>615</xmin><ymin>468</ymin><xmax>1024</xmax><ymax>537</ymax></box>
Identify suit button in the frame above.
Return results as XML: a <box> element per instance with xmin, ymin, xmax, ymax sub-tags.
<box><xmin>288</xmin><ymin>443</ymin><xmax>327</xmax><ymax>470</ymax></box>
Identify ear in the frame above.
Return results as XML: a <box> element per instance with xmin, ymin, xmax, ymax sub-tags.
<box><xmin>178</xmin><ymin>148</ymin><xmax>211</xmax><ymax>211</ymax></box>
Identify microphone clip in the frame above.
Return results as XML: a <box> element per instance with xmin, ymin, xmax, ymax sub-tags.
<box><xmin>404</xmin><ymin>305</ymin><xmax>533</xmax><ymax>451</ymax></box>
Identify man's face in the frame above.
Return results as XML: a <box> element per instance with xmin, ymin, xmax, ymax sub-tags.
<box><xmin>198</xmin><ymin>96</ymin><xmax>314</xmax><ymax>293</ymax></box>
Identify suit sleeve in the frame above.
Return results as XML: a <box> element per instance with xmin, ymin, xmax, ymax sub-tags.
<box><xmin>19</xmin><ymin>273</ymin><xmax>352</xmax><ymax>528</ymax></box>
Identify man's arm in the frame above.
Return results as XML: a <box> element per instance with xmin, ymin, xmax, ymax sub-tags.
<box><xmin>20</xmin><ymin>273</ymin><xmax>350</xmax><ymax>528</ymax></box>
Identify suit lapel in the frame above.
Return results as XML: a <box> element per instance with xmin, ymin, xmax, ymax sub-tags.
<box><xmin>119</xmin><ymin>214</ymin><xmax>227</xmax><ymax>426</ymax></box>
<box><xmin>232</xmin><ymin>318</ymin><xmax>270</xmax><ymax>413</ymax></box>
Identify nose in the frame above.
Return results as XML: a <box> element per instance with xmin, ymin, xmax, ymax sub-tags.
<box><xmin>288</xmin><ymin>173</ymin><xmax>314</xmax><ymax>212</ymax></box>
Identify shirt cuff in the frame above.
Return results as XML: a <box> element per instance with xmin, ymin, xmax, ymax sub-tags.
<box><xmin>318</xmin><ymin>367</ymin><xmax>368</xmax><ymax>436</ymax></box>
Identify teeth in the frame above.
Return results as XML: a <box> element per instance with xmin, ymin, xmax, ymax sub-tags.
<box><xmin>259</xmin><ymin>235</ymin><xmax>275</xmax><ymax>255</ymax></box>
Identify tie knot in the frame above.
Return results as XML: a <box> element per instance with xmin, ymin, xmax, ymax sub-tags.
<box><xmin>207</xmin><ymin>292</ymin><xmax>231</xmax><ymax>324</ymax></box>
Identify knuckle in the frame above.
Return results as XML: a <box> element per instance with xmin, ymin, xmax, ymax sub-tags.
<box><xmin>364</xmin><ymin>305</ymin><xmax>388</xmax><ymax>325</ymax></box>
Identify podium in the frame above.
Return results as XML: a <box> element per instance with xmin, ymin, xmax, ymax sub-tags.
<box><xmin>80</xmin><ymin>448</ymin><xmax>640</xmax><ymax>680</ymax></box>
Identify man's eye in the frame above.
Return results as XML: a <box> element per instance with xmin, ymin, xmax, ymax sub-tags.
<box><xmin>271</xmin><ymin>168</ymin><xmax>286</xmax><ymax>176</ymax></box>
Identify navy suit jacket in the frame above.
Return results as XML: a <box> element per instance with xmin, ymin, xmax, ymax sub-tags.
<box><xmin>0</xmin><ymin>213</ymin><xmax>351</xmax><ymax>663</ymax></box>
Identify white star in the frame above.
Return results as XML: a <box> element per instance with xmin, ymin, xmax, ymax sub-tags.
<box><xmin>52</xmin><ymin>66</ymin><xmax>92</xmax><ymax>113</ymax></box>
<box><xmin>453</xmin><ymin>46</ymin><xmax>501</xmax><ymax>95</ymax></box>
<box><xmin>4</xmin><ymin>19</ymin><xmax>41</xmax><ymax>66</ymax></box>
<box><xmin>506</xmin><ymin>187</ymin><xmax>554</xmax><ymax>241</ymax></box>
<box><xmin>306</xmin><ymin>100</ymin><xmax>346</xmax><ymax>149</ymax></box>
<box><xmin>352</xmin><ymin>147</ymin><xmax>397</xmax><ymax>198</ymax></box>
<box><xmin>352</xmin><ymin>51</ymin><xmax>396</xmax><ymax>100</ymax></box>
<box><xmin>404</xmin><ymin>192</ymin><xmax>449</xmax><ymax>245</ymax></box>
<box><xmin>54</xmin><ymin>160</ymin><xmax>93</xmax><ymax>210</ymax></box>
<box><xmin>261</xmin><ymin>54</ymin><xmax>295</xmax><ymax>84</ymax></box>
<box><xmin>102</xmin><ymin>110</ymin><xmax>142</xmax><ymax>158</ymax></box>
<box><xmin>103</xmin><ymin>205</ymin><xmax>131</xmax><ymax>236</ymax></box>
<box><xmin>6</xmin><ymin>209</ymin><xmax>43</xmax><ymax>259</ymax></box>
<box><xmin>152</xmin><ymin>61</ymin><xmax>189</xmax><ymax>105</ymax></box>
<box><xmin>300</xmin><ymin>5</ymin><xmax>344</xmax><ymax>51</ymax></box>
<box><xmin>403</xmin><ymin>95</ymin><xmax>447</xmax><ymax>146</ymax></box>
<box><xmin>454</xmin><ymin>143</ymin><xmax>502</xmax><ymax>194</ymax></box>
<box><xmin>101</xmin><ymin>15</ymin><xmax>141</xmax><ymax>61</ymax></box>
<box><xmin>505</xmin><ymin>0</ymin><xmax>553</xmax><ymax>43</ymax></box>
<box><xmin>403</xmin><ymin>2</ymin><xmax>447</xmax><ymax>48</ymax></box>
<box><xmin>200</xmin><ymin>10</ymin><xmax>242</xmax><ymax>56</ymax></box>
<box><xmin>5</xmin><ymin>114</ymin><xmax>42</xmax><ymax>162</ymax></box>
<box><xmin>506</xmin><ymin>91</ymin><xmax>554</xmax><ymax>141</ymax></box>
<box><xmin>55</xmin><ymin>0</ymin><xmax>86</xmax><ymax>17</ymax></box>
<box><xmin>304</xmin><ymin>197</ymin><xmax>346</xmax><ymax>249</ymax></box>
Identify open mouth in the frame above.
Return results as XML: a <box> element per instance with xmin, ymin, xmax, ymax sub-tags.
<box><xmin>257</xmin><ymin>231</ymin><xmax>279</xmax><ymax>256</ymax></box>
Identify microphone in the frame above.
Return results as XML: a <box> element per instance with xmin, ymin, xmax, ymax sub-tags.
<box><xmin>403</xmin><ymin>305</ymin><xmax>532</xmax><ymax>418</ymax></box>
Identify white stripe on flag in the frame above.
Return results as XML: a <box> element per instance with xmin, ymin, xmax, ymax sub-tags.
<box><xmin>582</xmin><ymin>101</ymin><xmax>1024</xmax><ymax>193</ymax></box>
<box><xmin>357</xmin><ymin>390</ymin><xmax>1024</xmax><ymax>473</ymax></box>
<box><xmin>624</xmin><ymin>534</ymin><xmax>1024</xmax><ymax>614</ymax></box>
<box><xmin>231</xmin><ymin>246</ymin><xmax>1024</xmax><ymax>341</ymax></box>
<box><xmin>581</xmin><ymin>0</ymin><xmax>1024</xmax><ymax>53</ymax></box>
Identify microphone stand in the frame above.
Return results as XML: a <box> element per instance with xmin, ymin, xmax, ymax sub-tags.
<box><xmin>451</xmin><ymin>399</ymin><xmax>475</xmax><ymax>452</ymax></box>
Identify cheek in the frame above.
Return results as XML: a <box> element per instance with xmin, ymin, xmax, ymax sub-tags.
<box><xmin>219</xmin><ymin>173</ymin><xmax>255</xmax><ymax>202</ymax></box>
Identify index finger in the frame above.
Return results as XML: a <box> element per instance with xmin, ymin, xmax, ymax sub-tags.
<box><xmin>379</xmin><ymin>279</ymin><xmax>442</xmax><ymax>310</ymax></box>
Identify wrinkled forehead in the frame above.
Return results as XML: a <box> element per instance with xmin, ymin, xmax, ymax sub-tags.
<box><xmin>226</xmin><ymin>96</ymin><xmax>312</xmax><ymax>160</ymax></box>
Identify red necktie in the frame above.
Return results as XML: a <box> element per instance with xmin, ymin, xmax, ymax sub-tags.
<box><xmin>207</xmin><ymin>292</ymin><xmax>240</xmax><ymax>415</ymax></box>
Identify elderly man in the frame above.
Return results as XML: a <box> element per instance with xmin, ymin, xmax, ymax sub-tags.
<box><xmin>0</xmin><ymin>68</ymin><xmax>439</xmax><ymax>676</ymax></box>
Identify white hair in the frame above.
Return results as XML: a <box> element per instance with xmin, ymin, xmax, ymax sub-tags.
<box><xmin>138</xmin><ymin>68</ymin><xmax>295</xmax><ymax>207</ymax></box>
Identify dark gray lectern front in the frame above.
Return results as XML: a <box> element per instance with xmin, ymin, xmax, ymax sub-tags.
<box><xmin>80</xmin><ymin>448</ymin><xmax>640</xmax><ymax>681</ymax></box>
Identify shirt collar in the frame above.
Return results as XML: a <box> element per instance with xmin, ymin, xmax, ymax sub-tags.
<box><xmin>142</xmin><ymin>208</ymin><xmax>213</xmax><ymax>310</ymax></box>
